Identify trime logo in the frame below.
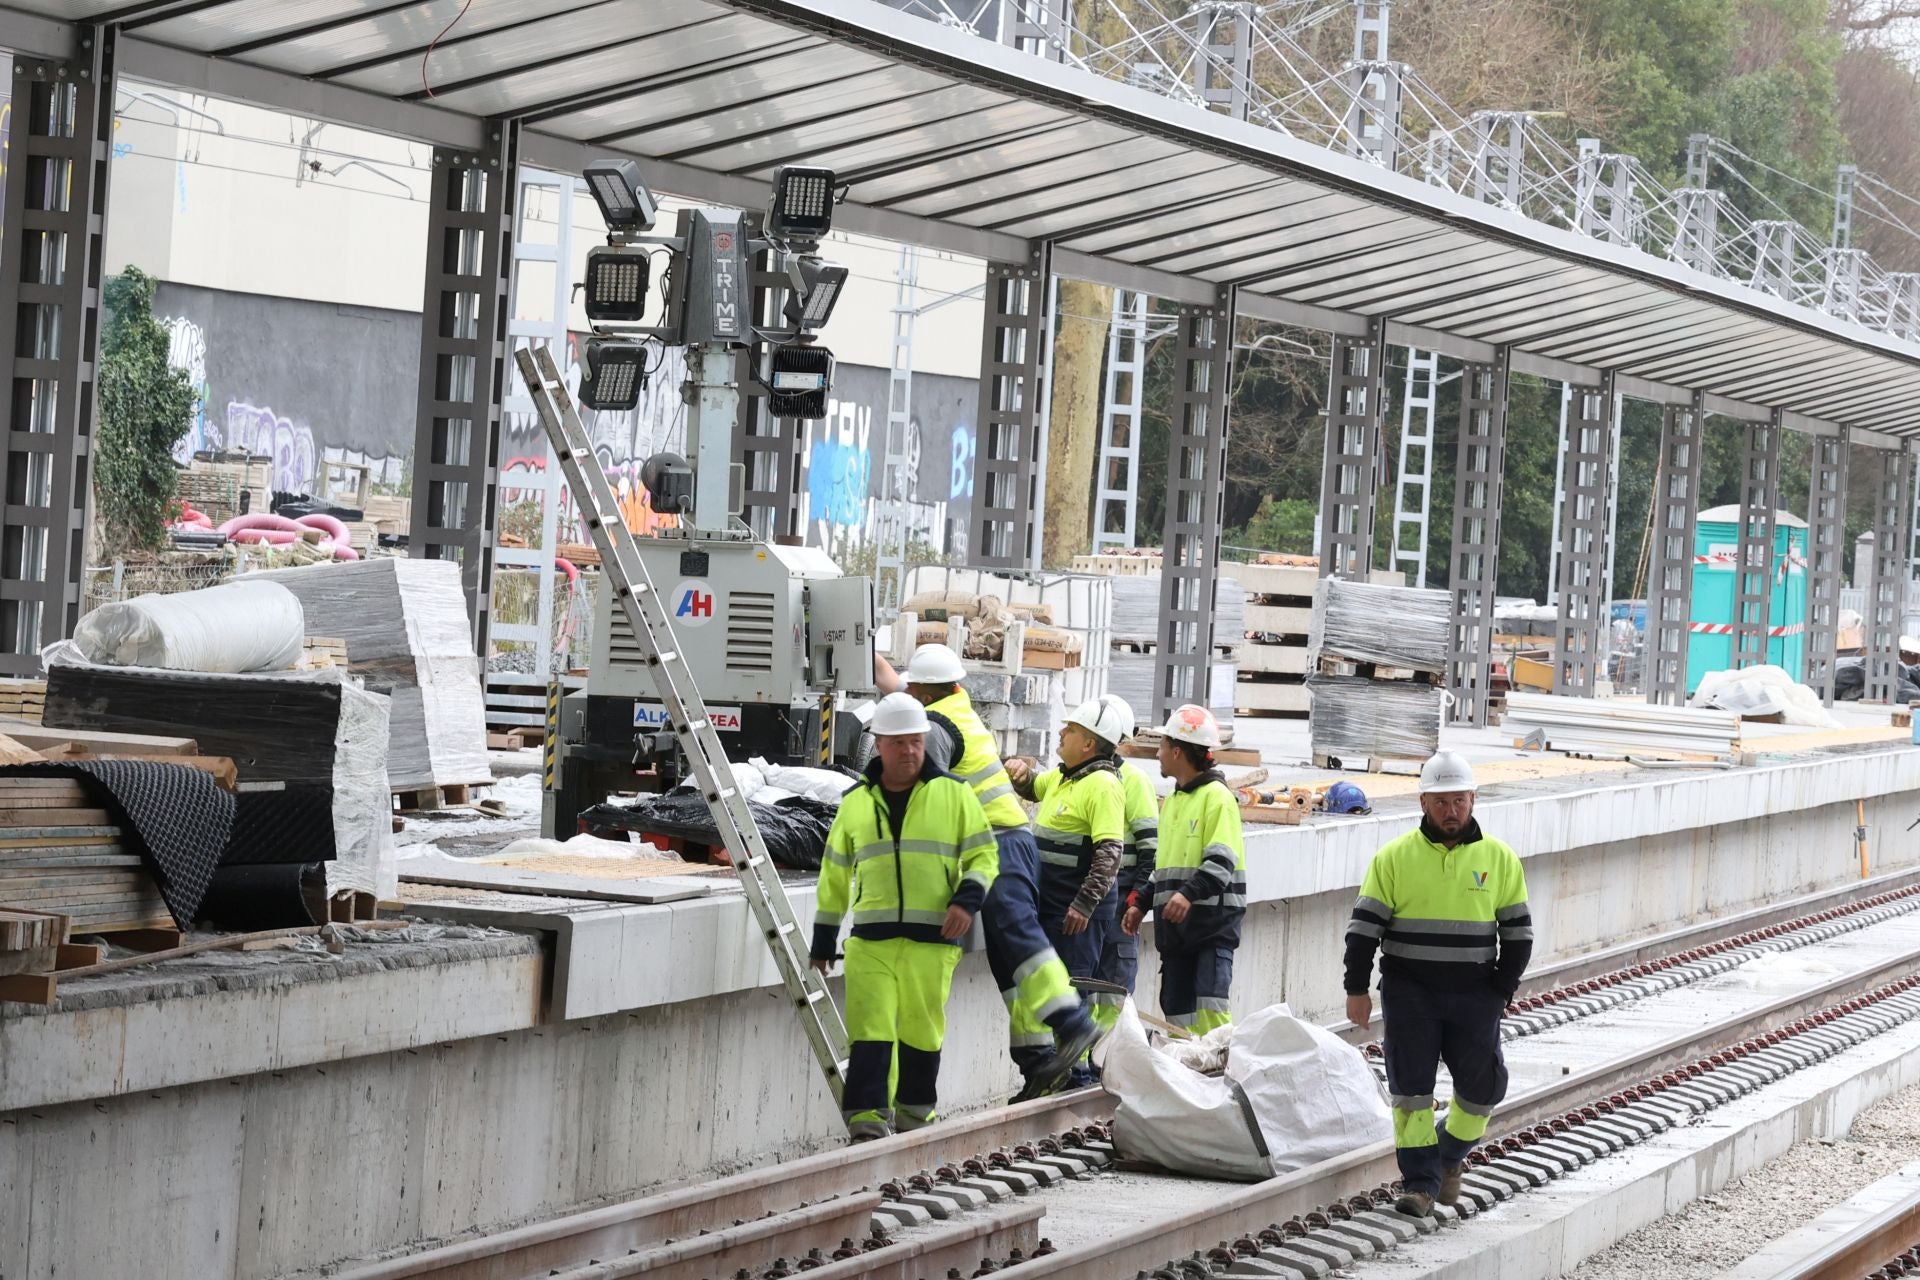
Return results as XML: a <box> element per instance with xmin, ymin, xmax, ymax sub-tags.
<box><xmin>673</xmin><ymin>580</ymin><xmax>716</xmax><ymax>627</ymax></box>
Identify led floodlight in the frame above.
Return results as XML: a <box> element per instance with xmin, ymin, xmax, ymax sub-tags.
<box><xmin>584</xmin><ymin>158</ymin><xmax>658</xmax><ymax>232</ymax></box>
<box><xmin>783</xmin><ymin>257</ymin><xmax>849</xmax><ymax>331</ymax></box>
<box><xmin>767</xmin><ymin>165</ymin><xmax>836</xmax><ymax>241</ymax></box>
<box><xmin>579</xmin><ymin>337</ymin><xmax>647</xmax><ymax>411</ymax></box>
<box><xmin>767</xmin><ymin>344</ymin><xmax>834</xmax><ymax>420</ymax></box>
<box><xmin>584</xmin><ymin>246</ymin><xmax>651</xmax><ymax>323</ymax></box>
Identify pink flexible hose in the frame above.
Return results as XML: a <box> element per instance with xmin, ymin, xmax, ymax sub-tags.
<box><xmin>231</xmin><ymin>528</ymin><xmax>298</xmax><ymax>546</ymax></box>
<box><xmin>555</xmin><ymin>556</ymin><xmax>579</xmax><ymax>585</ymax></box>
<box><xmin>218</xmin><ymin>512</ymin><xmax>302</xmax><ymax>537</ymax></box>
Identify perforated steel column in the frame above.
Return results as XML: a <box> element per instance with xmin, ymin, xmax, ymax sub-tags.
<box><xmin>411</xmin><ymin>123</ymin><xmax>517</xmax><ymax>654</ymax></box>
<box><xmin>1865</xmin><ymin>446</ymin><xmax>1912</xmax><ymax>704</ymax></box>
<box><xmin>1152</xmin><ymin>292</ymin><xmax>1234</xmax><ymax>725</ymax></box>
<box><xmin>733</xmin><ymin>249</ymin><xmax>804</xmax><ymax>542</ymax></box>
<box><xmin>1646</xmin><ymin>400</ymin><xmax>1704</xmax><ymax>706</ymax></box>
<box><xmin>1445</xmin><ymin>353</ymin><xmax>1508</xmax><ymax>727</ymax></box>
<box><xmin>1318</xmin><ymin>319</ymin><xmax>1386</xmax><ymax>581</ymax></box>
<box><xmin>1731</xmin><ymin>412</ymin><xmax>1782</xmax><ymax>670</ymax></box>
<box><xmin>1804</xmin><ymin>429</ymin><xmax>1850</xmax><ymax>706</ymax></box>
<box><xmin>1552</xmin><ymin>375</ymin><xmax>1616</xmax><ymax>696</ymax></box>
<box><xmin>968</xmin><ymin>249</ymin><xmax>1050</xmax><ymax>569</ymax></box>
<box><xmin>0</xmin><ymin>35</ymin><xmax>115</xmax><ymax>671</ymax></box>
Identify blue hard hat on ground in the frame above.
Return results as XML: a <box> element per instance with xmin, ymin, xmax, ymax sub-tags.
<box><xmin>1326</xmin><ymin>781</ymin><xmax>1370</xmax><ymax>814</ymax></box>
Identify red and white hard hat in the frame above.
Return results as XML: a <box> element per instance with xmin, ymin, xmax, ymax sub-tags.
<box><xmin>1159</xmin><ymin>703</ymin><xmax>1222</xmax><ymax>749</ymax></box>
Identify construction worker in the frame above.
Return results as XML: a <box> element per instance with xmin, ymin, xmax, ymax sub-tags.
<box><xmin>810</xmin><ymin>692</ymin><xmax>997</xmax><ymax>1142</ymax></box>
<box><xmin>1343</xmin><ymin>750</ymin><xmax>1532</xmax><ymax>1218</ymax></box>
<box><xmin>1122</xmin><ymin>703</ymin><xmax>1244</xmax><ymax>1036</ymax></box>
<box><xmin>876</xmin><ymin>646</ymin><xmax>1102</xmax><ymax>1098</ymax></box>
<box><xmin>1005</xmin><ymin>697</ymin><xmax>1127</xmax><ymax>1019</ymax></box>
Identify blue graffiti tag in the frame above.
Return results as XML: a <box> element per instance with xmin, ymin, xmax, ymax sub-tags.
<box><xmin>950</xmin><ymin>424</ymin><xmax>974</xmax><ymax>500</ymax></box>
<box><xmin>808</xmin><ymin>437</ymin><xmax>873</xmax><ymax>528</ymax></box>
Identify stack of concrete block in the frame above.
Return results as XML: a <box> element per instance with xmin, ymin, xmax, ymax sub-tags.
<box><xmin>963</xmin><ymin>670</ymin><xmax>1066</xmax><ymax>759</ymax></box>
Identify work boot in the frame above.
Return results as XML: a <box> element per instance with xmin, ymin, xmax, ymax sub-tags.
<box><xmin>1395</xmin><ymin>1190</ymin><xmax>1435</xmax><ymax>1218</ymax></box>
<box><xmin>1016</xmin><ymin>1016</ymin><xmax>1109</xmax><ymax>1102</ymax></box>
<box><xmin>1438</xmin><ymin>1164</ymin><xmax>1464</xmax><ymax>1207</ymax></box>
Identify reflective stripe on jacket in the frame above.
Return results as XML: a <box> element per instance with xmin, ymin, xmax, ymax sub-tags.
<box><xmin>925</xmin><ymin>691</ymin><xmax>1029</xmax><ymax>830</ymax></box>
<box><xmin>811</xmin><ymin>757</ymin><xmax>999</xmax><ymax>958</ymax></box>
<box><xmin>1153</xmin><ymin>773</ymin><xmax>1246</xmax><ymax>950</ymax></box>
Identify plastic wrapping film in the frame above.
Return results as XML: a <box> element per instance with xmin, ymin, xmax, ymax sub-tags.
<box><xmin>1308</xmin><ymin>577</ymin><xmax>1450</xmax><ymax>673</ymax></box>
<box><xmin>1306</xmin><ymin>673</ymin><xmax>1444</xmax><ymax>761</ymax></box>
<box><xmin>40</xmin><ymin>641</ymin><xmax>396</xmax><ymax>898</ymax></box>
<box><xmin>252</xmin><ymin>558</ymin><xmax>491</xmax><ymax>792</ymax></box>
<box><xmin>1107</xmin><ymin>574</ymin><xmax>1245</xmax><ymax>647</ymax></box>
<box><xmin>72</xmin><ymin>578</ymin><xmax>306</xmax><ymax>672</ymax></box>
<box><xmin>579</xmin><ymin>792</ymin><xmax>837</xmax><ymax>871</ymax></box>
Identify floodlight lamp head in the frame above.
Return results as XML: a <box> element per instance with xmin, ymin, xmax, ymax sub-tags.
<box><xmin>584</xmin><ymin>158</ymin><xmax>657</xmax><ymax>233</ymax></box>
<box><xmin>767</xmin><ymin>165</ymin><xmax>836</xmax><ymax>242</ymax></box>
<box><xmin>783</xmin><ymin>257</ymin><xmax>849</xmax><ymax>332</ymax></box>
<box><xmin>767</xmin><ymin>343</ymin><xmax>834</xmax><ymax>421</ymax></box>
<box><xmin>578</xmin><ymin>337</ymin><xmax>646</xmax><ymax>412</ymax></box>
<box><xmin>583</xmin><ymin>245</ymin><xmax>651</xmax><ymax>323</ymax></box>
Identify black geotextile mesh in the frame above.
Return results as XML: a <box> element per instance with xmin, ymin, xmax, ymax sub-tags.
<box><xmin>223</xmin><ymin>784</ymin><xmax>337</xmax><ymax>865</ymax></box>
<box><xmin>0</xmin><ymin>759</ymin><xmax>236</xmax><ymax>926</ymax></box>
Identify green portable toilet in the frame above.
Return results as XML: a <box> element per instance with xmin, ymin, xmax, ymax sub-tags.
<box><xmin>1685</xmin><ymin>505</ymin><xmax>1808</xmax><ymax>694</ymax></box>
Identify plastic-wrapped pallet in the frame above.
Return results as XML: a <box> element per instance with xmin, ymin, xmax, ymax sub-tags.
<box><xmin>39</xmin><ymin>643</ymin><xmax>397</xmax><ymax>898</ymax></box>
<box><xmin>1107</xmin><ymin>574</ymin><xmax>1245</xmax><ymax>649</ymax></box>
<box><xmin>1306</xmin><ymin>672</ymin><xmax>1443</xmax><ymax>762</ymax></box>
<box><xmin>1309</xmin><ymin>577</ymin><xmax>1449</xmax><ymax>673</ymax></box>
<box><xmin>253</xmin><ymin>558</ymin><xmax>491</xmax><ymax>792</ymax></box>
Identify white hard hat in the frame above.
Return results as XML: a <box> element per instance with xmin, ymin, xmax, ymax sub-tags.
<box><xmin>870</xmin><ymin>692</ymin><xmax>931</xmax><ymax>737</ymax></box>
<box><xmin>904</xmin><ymin>643</ymin><xmax>966</xmax><ymax>685</ymax></box>
<box><xmin>1419</xmin><ymin>750</ymin><xmax>1476</xmax><ymax>794</ymax></box>
<box><xmin>1066</xmin><ymin>695</ymin><xmax>1134</xmax><ymax>746</ymax></box>
<box><xmin>1159</xmin><ymin>703</ymin><xmax>1222</xmax><ymax>749</ymax></box>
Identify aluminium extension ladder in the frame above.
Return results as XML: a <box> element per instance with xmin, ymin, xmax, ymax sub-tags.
<box><xmin>513</xmin><ymin>344</ymin><xmax>851</xmax><ymax>1108</ymax></box>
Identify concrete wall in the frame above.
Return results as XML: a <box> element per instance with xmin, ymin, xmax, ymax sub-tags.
<box><xmin>5</xmin><ymin>763</ymin><xmax>1917</xmax><ymax>1279</ymax></box>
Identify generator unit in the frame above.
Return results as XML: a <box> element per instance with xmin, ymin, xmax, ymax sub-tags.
<box><xmin>543</xmin><ymin>535</ymin><xmax>874</xmax><ymax>837</ymax></box>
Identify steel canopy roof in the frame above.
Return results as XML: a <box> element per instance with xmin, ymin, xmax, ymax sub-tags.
<box><xmin>10</xmin><ymin>0</ymin><xmax>1920</xmax><ymax>438</ymax></box>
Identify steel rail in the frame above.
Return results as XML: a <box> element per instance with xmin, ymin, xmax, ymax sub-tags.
<box><xmin>988</xmin><ymin>944</ymin><xmax>1920</xmax><ymax>1278</ymax></box>
<box><xmin>333</xmin><ymin>1089</ymin><xmax>1112</xmax><ymax>1280</ymax></box>
<box><xmin>1760</xmin><ymin>1186</ymin><xmax>1920</xmax><ymax>1280</ymax></box>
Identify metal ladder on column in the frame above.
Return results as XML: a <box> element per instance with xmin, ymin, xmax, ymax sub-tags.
<box><xmin>513</xmin><ymin>344</ymin><xmax>851</xmax><ymax>1107</ymax></box>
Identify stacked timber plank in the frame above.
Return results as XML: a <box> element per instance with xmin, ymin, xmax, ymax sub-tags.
<box><xmin>1223</xmin><ymin>561</ymin><xmax>1316</xmax><ymax>718</ymax></box>
<box><xmin>1505</xmin><ymin>693</ymin><xmax>1740</xmax><ymax>760</ymax></box>
<box><xmin>0</xmin><ymin>777</ymin><xmax>169</xmax><ymax>938</ymax></box>
<box><xmin>1306</xmin><ymin>577</ymin><xmax>1450</xmax><ymax>768</ymax></box>
<box><xmin>1069</xmin><ymin>550</ymin><xmax>1162</xmax><ymax>576</ymax></box>
<box><xmin>0</xmin><ymin>678</ymin><xmax>45</xmax><ymax>723</ymax></box>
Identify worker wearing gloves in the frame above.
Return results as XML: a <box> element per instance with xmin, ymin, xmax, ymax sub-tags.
<box><xmin>1005</xmin><ymin>697</ymin><xmax>1128</xmax><ymax>1000</ymax></box>
<box><xmin>810</xmin><ymin>692</ymin><xmax>998</xmax><ymax>1142</ymax></box>
<box><xmin>1122</xmin><ymin>703</ymin><xmax>1244</xmax><ymax>1035</ymax></box>
<box><xmin>1343</xmin><ymin>750</ymin><xmax>1531</xmax><ymax>1218</ymax></box>
<box><xmin>877</xmin><ymin>645</ymin><xmax>1103</xmax><ymax>1100</ymax></box>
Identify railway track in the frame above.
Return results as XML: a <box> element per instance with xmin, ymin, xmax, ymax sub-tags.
<box><xmin>332</xmin><ymin>869</ymin><xmax>1920</xmax><ymax>1280</ymax></box>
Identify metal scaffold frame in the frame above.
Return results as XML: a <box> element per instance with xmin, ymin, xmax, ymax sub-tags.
<box><xmin>410</xmin><ymin>124</ymin><xmax>518</xmax><ymax>654</ymax></box>
<box><xmin>734</xmin><ymin>245</ymin><xmax>807</xmax><ymax>545</ymax></box>
<box><xmin>1804</xmin><ymin>429</ymin><xmax>1850</xmax><ymax>706</ymax></box>
<box><xmin>871</xmin><ymin>244</ymin><xmax>919</xmax><ymax>621</ymax></box>
<box><xmin>1153</xmin><ymin>290</ymin><xmax>1235</xmax><ymax>724</ymax></box>
<box><xmin>1318</xmin><ymin>319</ymin><xmax>1387</xmax><ymax>581</ymax></box>
<box><xmin>1731</xmin><ymin>413</ymin><xmax>1783</xmax><ymax>670</ymax></box>
<box><xmin>1092</xmin><ymin>289</ymin><xmax>1147</xmax><ymax>552</ymax></box>
<box><xmin>0</xmin><ymin>32</ymin><xmax>114</xmax><ymax>671</ymax></box>
<box><xmin>1646</xmin><ymin>399</ymin><xmax>1705</xmax><ymax>706</ymax></box>
<box><xmin>1866</xmin><ymin>446</ymin><xmax>1913</xmax><ymax>704</ymax></box>
<box><xmin>1391</xmin><ymin>348</ymin><xmax>1440</xmax><ymax>588</ymax></box>
<box><xmin>1552</xmin><ymin>376</ymin><xmax>1617</xmax><ymax>696</ymax></box>
<box><xmin>968</xmin><ymin>250</ymin><xmax>1052</xmax><ymax>569</ymax></box>
<box><xmin>1445</xmin><ymin>351</ymin><xmax>1509</xmax><ymax>727</ymax></box>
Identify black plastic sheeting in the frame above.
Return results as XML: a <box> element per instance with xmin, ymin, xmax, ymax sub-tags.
<box><xmin>198</xmin><ymin>863</ymin><xmax>325</xmax><ymax>930</ymax></box>
<box><xmin>580</xmin><ymin>792</ymin><xmax>838</xmax><ymax>871</ymax></box>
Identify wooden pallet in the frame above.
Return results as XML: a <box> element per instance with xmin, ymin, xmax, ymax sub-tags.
<box><xmin>392</xmin><ymin>782</ymin><xmax>491</xmax><ymax>813</ymax></box>
<box><xmin>1314</xmin><ymin>655</ymin><xmax>1442</xmax><ymax>684</ymax></box>
<box><xmin>300</xmin><ymin>636</ymin><xmax>349</xmax><ymax>670</ymax></box>
<box><xmin>0</xmin><ymin>677</ymin><xmax>46</xmax><ymax>725</ymax></box>
<box><xmin>486</xmin><ymin>727</ymin><xmax>544</xmax><ymax>750</ymax></box>
<box><xmin>1312</xmin><ymin>752</ymin><xmax>1423</xmax><ymax>775</ymax></box>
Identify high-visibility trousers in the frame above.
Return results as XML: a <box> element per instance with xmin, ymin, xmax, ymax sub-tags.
<box><xmin>982</xmin><ymin>827</ymin><xmax>1088</xmax><ymax>1073</ymax></box>
<box><xmin>840</xmin><ymin>936</ymin><xmax>964</xmax><ymax>1140</ymax></box>
<box><xmin>1379</xmin><ymin>971</ymin><xmax>1511</xmax><ymax>1195</ymax></box>
<box><xmin>1160</xmin><ymin>940</ymin><xmax>1235</xmax><ymax>1036</ymax></box>
<box><xmin>1090</xmin><ymin>905</ymin><xmax>1139</xmax><ymax>1035</ymax></box>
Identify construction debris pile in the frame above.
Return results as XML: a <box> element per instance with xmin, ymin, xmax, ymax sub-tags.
<box><xmin>1305</xmin><ymin>578</ymin><xmax>1450</xmax><ymax>765</ymax></box>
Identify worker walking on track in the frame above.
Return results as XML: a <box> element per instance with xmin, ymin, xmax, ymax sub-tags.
<box><xmin>876</xmin><ymin>646</ymin><xmax>1102</xmax><ymax>1099</ymax></box>
<box><xmin>1343</xmin><ymin>750</ymin><xmax>1532</xmax><ymax>1217</ymax></box>
<box><xmin>1122</xmin><ymin>704</ymin><xmax>1244</xmax><ymax>1035</ymax></box>
<box><xmin>810</xmin><ymin>692</ymin><xmax>998</xmax><ymax>1142</ymax></box>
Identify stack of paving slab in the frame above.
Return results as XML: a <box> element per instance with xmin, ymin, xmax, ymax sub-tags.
<box><xmin>1222</xmin><ymin>560</ymin><xmax>1316</xmax><ymax>718</ymax></box>
<box><xmin>1305</xmin><ymin>576</ymin><xmax>1451</xmax><ymax>766</ymax></box>
<box><xmin>962</xmin><ymin>670</ymin><xmax>1065</xmax><ymax>760</ymax></box>
<box><xmin>1505</xmin><ymin>693</ymin><xmax>1740</xmax><ymax>760</ymax></box>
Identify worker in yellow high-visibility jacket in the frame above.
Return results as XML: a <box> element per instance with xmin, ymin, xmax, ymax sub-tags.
<box><xmin>811</xmin><ymin>692</ymin><xmax>997</xmax><ymax>1142</ymax></box>
<box><xmin>1123</xmin><ymin>703</ymin><xmax>1244</xmax><ymax>1037</ymax></box>
<box><xmin>876</xmin><ymin>646</ymin><xmax>1101</xmax><ymax>1100</ymax></box>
